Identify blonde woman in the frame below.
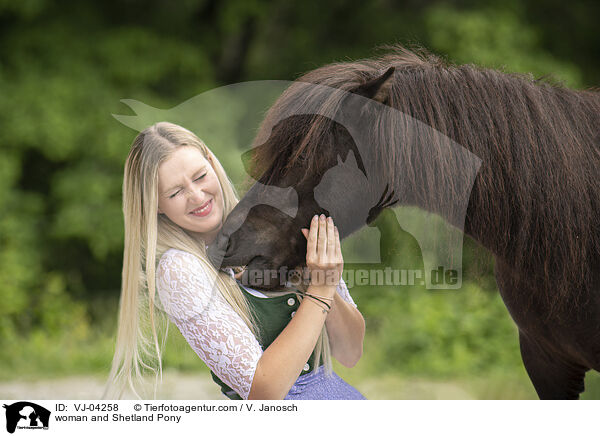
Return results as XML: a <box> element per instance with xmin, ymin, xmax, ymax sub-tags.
<box><xmin>102</xmin><ymin>122</ymin><xmax>366</xmax><ymax>400</ymax></box>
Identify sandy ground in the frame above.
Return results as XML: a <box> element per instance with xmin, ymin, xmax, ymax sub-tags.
<box><xmin>0</xmin><ymin>371</ymin><xmax>475</xmax><ymax>400</ymax></box>
<box><xmin>0</xmin><ymin>370</ymin><xmax>224</xmax><ymax>400</ymax></box>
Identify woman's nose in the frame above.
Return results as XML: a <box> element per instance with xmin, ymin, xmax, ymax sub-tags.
<box><xmin>186</xmin><ymin>185</ymin><xmax>206</xmax><ymax>202</ymax></box>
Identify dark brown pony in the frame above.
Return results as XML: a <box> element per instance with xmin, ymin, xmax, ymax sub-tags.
<box><xmin>208</xmin><ymin>45</ymin><xmax>600</xmax><ymax>399</ymax></box>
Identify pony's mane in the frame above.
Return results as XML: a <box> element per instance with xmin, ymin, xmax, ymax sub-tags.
<box><xmin>250</xmin><ymin>44</ymin><xmax>600</xmax><ymax>313</ymax></box>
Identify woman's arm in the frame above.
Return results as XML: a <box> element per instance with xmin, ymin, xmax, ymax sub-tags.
<box><xmin>325</xmin><ymin>291</ymin><xmax>365</xmax><ymax>367</ymax></box>
<box><xmin>248</xmin><ymin>280</ymin><xmax>365</xmax><ymax>399</ymax></box>
<box><xmin>249</xmin><ymin>214</ymin><xmax>344</xmax><ymax>399</ymax></box>
<box><xmin>247</xmin><ymin>284</ymin><xmax>334</xmax><ymax>400</ymax></box>
<box><xmin>157</xmin><ymin>249</ymin><xmax>263</xmax><ymax>400</ymax></box>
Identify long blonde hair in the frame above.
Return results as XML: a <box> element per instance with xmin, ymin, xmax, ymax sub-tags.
<box><xmin>102</xmin><ymin>121</ymin><xmax>331</xmax><ymax>399</ymax></box>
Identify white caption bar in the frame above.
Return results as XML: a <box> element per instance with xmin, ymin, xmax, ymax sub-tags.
<box><xmin>0</xmin><ymin>400</ymin><xmax>596</xmax><ymax>435</ymax></box>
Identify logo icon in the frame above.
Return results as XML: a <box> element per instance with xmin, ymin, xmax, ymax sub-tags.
<box><xmin>3</xmin><ymin>402</ymin><xmax>50</xmax><ymax>434</ymax></box>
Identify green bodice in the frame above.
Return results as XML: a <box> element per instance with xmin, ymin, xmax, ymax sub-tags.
<box><xmin>210</xmin><ymin>284</ymin><xmax>318</xmax><ymax>400</ymax></box>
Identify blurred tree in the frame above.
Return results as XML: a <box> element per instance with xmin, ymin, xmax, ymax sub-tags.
<box><xmin>425</xmin><ymin>4</ymin><xmax>581</xmax><ymax>86</ymax></box>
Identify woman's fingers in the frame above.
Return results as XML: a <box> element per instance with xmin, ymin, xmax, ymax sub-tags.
<box><xmin>334</xmin><ymin>226</ymin><xmax>341</xmax><ymax>260</ymax></box>
<box><xmin>305</xmin><ymin>214</ymin><xmax>341</xmax><ymax>257</ymax></box>
<box><xmin>317</xmin><ymin>214</ymin><xmax>327</xmax><ymax>261</ymax></box>
<box><xmin>302</xmin><ymin>214</ymin><xmax>344</xmax><ymax>288</ymax></box>
<box><xmin>327</xmin><ymin>216</ymin><xmax>335</xmax><ymax>256</ymax></box>
<box><xmin>304</xmin><ymin>215</ymin><xmax>339</xmax><ymax>256</ymax></box>
<box><xmin>306</xmin><ymin>215</ymin><xmax>318</xmax><ymax>262</ymax></box>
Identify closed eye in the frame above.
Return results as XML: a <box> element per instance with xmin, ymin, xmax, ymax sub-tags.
<box><xmin>168</xmin><ymin>174</ymin><xmax>207</xmax><ymax>199</ymax></box>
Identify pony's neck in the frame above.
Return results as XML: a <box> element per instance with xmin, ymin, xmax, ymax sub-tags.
<box><xmin>389</xmin><ymin>69</ymin><xmax>599</xmax><ymax>287</ymax></box>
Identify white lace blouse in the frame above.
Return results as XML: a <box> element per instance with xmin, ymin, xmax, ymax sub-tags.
<box><xmin>156</xmin><ymin>248</ymin><xmax>358</xmax><ymax>400</ymax></box>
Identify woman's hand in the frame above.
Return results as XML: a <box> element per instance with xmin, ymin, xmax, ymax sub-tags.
<box><xmin>300</xmin><ymin>214</ymin><xmax>343</xmax><ymax>297</ymax></box>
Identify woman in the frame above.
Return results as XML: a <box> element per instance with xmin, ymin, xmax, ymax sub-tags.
<box><xmin>102</xmin><ymin>122</ymin><xmax>366</xmax><ymax>400</ymax></box>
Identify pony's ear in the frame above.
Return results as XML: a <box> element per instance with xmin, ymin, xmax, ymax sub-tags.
<box><xmin>353</xmin><ymin>66</ymin><xmax>395</xmax><ymax>104</ymax></box>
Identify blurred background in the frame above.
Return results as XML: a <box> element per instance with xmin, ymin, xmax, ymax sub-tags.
<box><xmin>0</xmin><ymin>0</ymin><xmax>598</xmax><ymax>400</ymax></box>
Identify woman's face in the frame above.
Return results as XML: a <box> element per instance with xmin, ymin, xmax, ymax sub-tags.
<box><xmin>157</xmin><ymin>146</ymin><xmax>225</xmax><ymax>245</ymax></box>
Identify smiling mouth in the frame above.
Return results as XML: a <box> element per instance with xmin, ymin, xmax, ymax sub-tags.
<box><xmin>189</xmin><ymin>199</ymin><xmax>212</xmax><ymax>216</ymax></box>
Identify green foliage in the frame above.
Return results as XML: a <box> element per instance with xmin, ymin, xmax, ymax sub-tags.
<box><xmin>51</xmin><ymin>163</ymin><xmax>124</xmax><ymax>259</ymax></box>
<box><xmin>425</xmin><ymin>4</ymin><xmax>582</xmax><ymax>87</ymax></box>
<box><xmin>357</xmin><ymin>282</ymin><xmax>522</xmax><ymax>377</ymax></box>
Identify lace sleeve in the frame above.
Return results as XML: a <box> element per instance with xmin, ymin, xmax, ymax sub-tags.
<box><xmin>156</xmin><ymin>249</ymin><xmax>263</xmax><ymax>400</ymax></box>
<box><xmin>336</xmin><ymin>277</ymin><xmax>357</xmax><ymax>308</ymax></box>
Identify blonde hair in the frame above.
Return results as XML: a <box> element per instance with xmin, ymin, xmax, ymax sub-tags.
<box><xmin>102</xmin><ymin>121</ymin><xmax>331</xmax><ymax>399</ymax></box>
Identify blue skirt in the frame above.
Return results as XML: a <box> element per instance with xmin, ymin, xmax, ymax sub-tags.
<box><xmin>284</xmin><ymin>365</ymin><xmax>366</xmax><ymax>400</ymax></box>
